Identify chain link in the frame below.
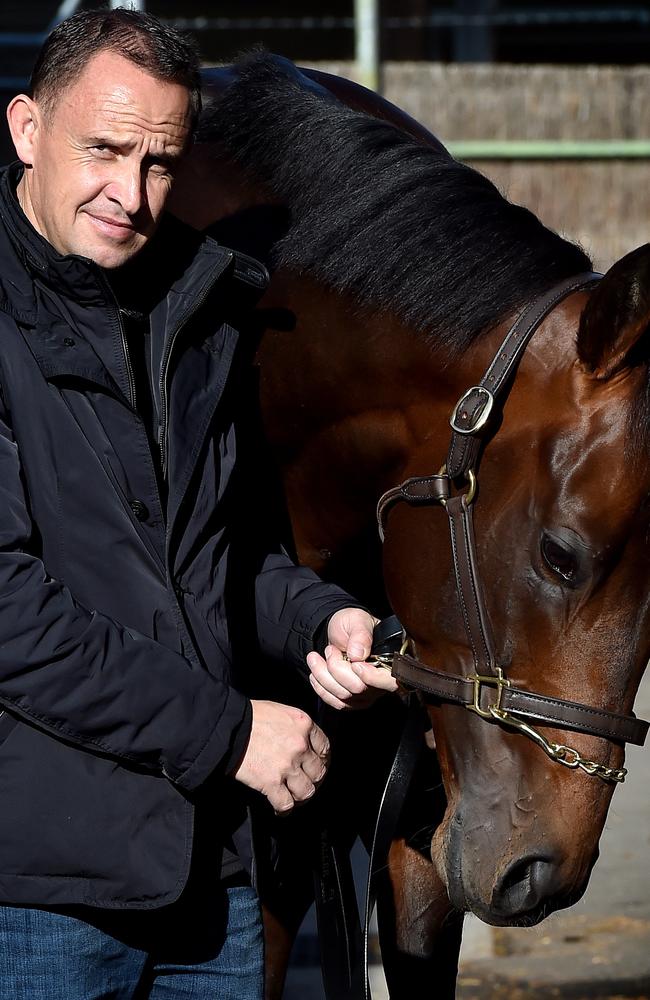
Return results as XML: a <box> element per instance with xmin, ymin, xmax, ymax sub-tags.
<box><xmin>370</xmin><ymin>650</ymin><xmax>627</xmax><ymax>783</ymax></box>
<box><xmin>490</xmin><ymin>708</ymin><xmax>627</xmax><ymax>783</ymax></box>
<box><xmin>550</xmin><ymin>743</ymin><xmax>627</xmax><ymax>783</ymax></box>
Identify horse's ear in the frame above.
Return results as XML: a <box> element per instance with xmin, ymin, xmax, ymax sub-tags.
<box><xmin>577</xmin><ymin>244</ymin><xmax>650</xmax><ymax>379</ymax></box>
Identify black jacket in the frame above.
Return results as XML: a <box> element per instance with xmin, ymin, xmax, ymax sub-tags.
<box><xmin>0</xmin><ymin>163</ymin><xmax>351</xmax><ymax>909</ymax></box>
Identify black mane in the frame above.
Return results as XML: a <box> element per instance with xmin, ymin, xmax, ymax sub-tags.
<box><xmin>200</xmin><ymin>54</ymin><xmax>592</xmax><ymax>355</ymax></box>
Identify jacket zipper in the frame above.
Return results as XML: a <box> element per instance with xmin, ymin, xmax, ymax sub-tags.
<box><xmin>95</xmin><ymin>269</ymin><xmax>136</xmax><ymax>409</ymax></box>
<box><xmin>118</xmin><ymin>310</ymin><xmax>136</xmax><ymax>409</ymax></box>
<box><xmin>158</xmin><ymin>253</ymin><xmax>233</xmax><ymax>477</ymax></box>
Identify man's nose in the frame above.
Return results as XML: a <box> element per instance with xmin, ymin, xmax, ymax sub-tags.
<box><xmin>106</xmin><ymin>162</ymin><xmax>144</xmax><ymax>217</ymax></box>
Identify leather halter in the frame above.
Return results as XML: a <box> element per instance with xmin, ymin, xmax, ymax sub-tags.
<box><xmin>376</xmin><ymin>272</ymin><xmax>649</xmax><ymax>783</ymax></box>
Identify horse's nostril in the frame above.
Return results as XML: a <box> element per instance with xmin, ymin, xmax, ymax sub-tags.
<box><xmin>492</xmin><ymin>856</ymin><xmax>557</xmax><ymax>917</ymax></box>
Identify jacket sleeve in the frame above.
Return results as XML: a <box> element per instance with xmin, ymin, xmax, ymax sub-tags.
<box><xmin>254</xmin><ymin>551</ymin><xmax>365</xmax><ymax>673</ymax></box>
<box><xmin>0</xmin><ymin>405</ymin><xmax>247</xmax><ymax>792</ymax></box>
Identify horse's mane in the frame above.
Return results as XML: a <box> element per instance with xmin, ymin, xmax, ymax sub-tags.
<box><xmin>199</xmin><ymin>53</ymin><xmax>592</xmax><ymax>355</ymax></box>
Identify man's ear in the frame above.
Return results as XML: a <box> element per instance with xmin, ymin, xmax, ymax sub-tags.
<box><xmin>6</xmin><ymin>95</ymin><xmax>40</xmax><ymax>166</ymax></box>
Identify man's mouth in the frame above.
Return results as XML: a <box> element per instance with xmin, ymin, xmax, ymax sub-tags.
<box><xmin>86</xmin><ymin>213</ymin><xmax>136</xmax><ymax>237</ymax></box>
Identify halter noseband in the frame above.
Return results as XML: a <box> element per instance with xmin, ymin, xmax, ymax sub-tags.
<box><xmin>375</xmin><ymin>272</ymin><xmax>649</xmax><ymax>783</ymax></box>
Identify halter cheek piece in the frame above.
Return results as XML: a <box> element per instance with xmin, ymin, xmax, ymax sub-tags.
<box><xmin>375</xmin><ymin>272</ymin><xmax>649</xmax><ymax>784</ymax></box>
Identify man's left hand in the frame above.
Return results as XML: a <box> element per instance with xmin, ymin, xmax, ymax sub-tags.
<box><xmin>306</xmin><ymin>608</ymin><xmax>399</xmax><ymax>710</ymax></box>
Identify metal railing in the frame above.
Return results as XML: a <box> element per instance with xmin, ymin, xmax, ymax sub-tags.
<box><xmin>447</xmin><ymin>140</ymin><xmax>650</xmax><ymax>159</ymax></box>
<box><xmin>166</xmin><ymin>9</ymin><xmax>650</xmax><ymax>30</ymax></box>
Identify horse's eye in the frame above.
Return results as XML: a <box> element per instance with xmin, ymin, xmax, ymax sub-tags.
<box><xmin>541</xmin><ymin>535</ymin><xmax>578</xmax><ymax>582</ymax></box>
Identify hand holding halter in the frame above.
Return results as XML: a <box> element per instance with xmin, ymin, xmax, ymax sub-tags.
<box><xmin>306</xmin><ymin>608</ymin><xmax>399</xmax><ymax>710</ymax></box>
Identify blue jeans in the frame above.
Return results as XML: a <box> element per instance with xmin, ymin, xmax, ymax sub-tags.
<box><xmin>0</xmin><ymin>885</ymin><xmax>264</xmax><ymax>999</ymax></box>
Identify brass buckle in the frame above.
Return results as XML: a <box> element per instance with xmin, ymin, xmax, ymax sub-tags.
<box><xmin>467</xmin><ymin>667</ymin><xmax>510</xmax><ymax>719</ymax></box>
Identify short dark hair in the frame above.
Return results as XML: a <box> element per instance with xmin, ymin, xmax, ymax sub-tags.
<box><xmin>29</xmin><ymin>7</ymin><xmax>201</xmax><ymax>130</ymax></box>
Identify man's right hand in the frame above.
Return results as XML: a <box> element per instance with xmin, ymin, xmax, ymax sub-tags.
<box><xmin>232</xmin><ymin>700</ymin><xmax>330</xmax><ymax>813</ymax></box>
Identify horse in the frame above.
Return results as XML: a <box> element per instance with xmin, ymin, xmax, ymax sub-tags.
<box><xmin>168</xmin><ymin>54</ymin><xmax>650</xmax><ymax>998</ymax></box>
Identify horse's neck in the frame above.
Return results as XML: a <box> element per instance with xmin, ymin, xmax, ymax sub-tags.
<box><xmin>254</xmin><ymin>275</ymin><xmax>486</xmax><ymax>592</ymax></box>
<box><xmin>168</xmin><ymin>145</ymin><xmax>508</xmax><ymax>596</ymax></box>
<box><xmin>169</xmin><ymin>147</ymin><xmax>270</xmax><ymax>231</ymax></box>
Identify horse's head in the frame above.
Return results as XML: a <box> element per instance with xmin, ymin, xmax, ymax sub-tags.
<box><xmin>382</xmin><ymin>244</ymin><xmax>650</xmax><ymax>927</ymax></box>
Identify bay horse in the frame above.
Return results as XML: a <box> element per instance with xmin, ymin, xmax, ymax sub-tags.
<box><xmin>168</xmin><ymin>54</ymin><xmax>650</xmax><ymax>998</ymax></box>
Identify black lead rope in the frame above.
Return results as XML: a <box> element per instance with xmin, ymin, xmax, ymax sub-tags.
<box><xmin>315</xmin><ymin>827</ymin><xmax>365</xmax><ymax>1000</ymax></box>
<box><xmin>363</xmin><ymin>692</ymin><xmax>425</xmax><ymax>1000</ymax></box>
<box><xmin>317</xmin><ymin>615</ymin><xmax>419</xmax><ymax>1000</ymax></box>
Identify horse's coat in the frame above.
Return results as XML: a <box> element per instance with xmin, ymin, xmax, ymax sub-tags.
<box><xmin>169</xmin><ymin>54</ymin><xmax>650</xmax><ymax>998</ymax></box>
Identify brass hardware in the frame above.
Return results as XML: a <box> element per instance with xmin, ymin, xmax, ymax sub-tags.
<box><xmin>437</xmin><ymin>465</ymin><xmax>477</xmax><ymax>507</ymax></box>
<box><xmin>466</xmin><ymin>667</ymin><xmax>510</xmax><ymax>719</ymax></box>
<box><xmin>368</xmin><ymin>654</ymin><xmax>395</xmax><ymax>672</ymax></box>
<box><xmin>463</xmin><ymin>469</ymin><xmax>477</xmax><ymax>506</ymax></box>
<box><xmin>489</xmin><ymin>707</ymin><xmax>627</xmax><ymax>784</ymax></box>
<box><xmin>368</xmin><ymin>636</ymin><xmax>411</xmax><ymax>672</ymax></box>
<box><xmin>449</xmin><ymin>386</ymin><xmax>494</xmax><ymax>435</ymax></box>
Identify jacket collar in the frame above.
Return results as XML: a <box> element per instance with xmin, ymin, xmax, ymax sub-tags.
<box><xmin>0</xmin><ymin>162</ymin><xmax>267</xmax><ymax>331</ymax></box>
<box><xmin>0</xmin><ymin>163</ymin><xmax>264</xmax><ymax>405</ymax></box>
<box><xmin>0</xmin><ymin>162</ymin><xmax>110</xmax><ymax>320</ymax></box>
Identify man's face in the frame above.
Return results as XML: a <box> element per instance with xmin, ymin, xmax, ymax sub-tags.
<box><xmin>17</xmin><ymin>50</ymin><xmax>192</xmax><ymax>268</ymax></box>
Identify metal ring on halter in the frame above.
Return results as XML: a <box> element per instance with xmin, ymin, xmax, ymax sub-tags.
<box><xmin>367</xmin><ymin>636</ymin><xmax>412</xmax><ymax>671</ymax></box>
<box><xmin>438</xmin><ymin>463</ymin><xmax>477</xmax><ymax>506</ymax></box>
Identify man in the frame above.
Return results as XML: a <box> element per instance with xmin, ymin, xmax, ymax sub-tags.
<box><xmin>0</xmin><ymin>9</ymin><xmax>395</xmax><ymax>998</ymax></box>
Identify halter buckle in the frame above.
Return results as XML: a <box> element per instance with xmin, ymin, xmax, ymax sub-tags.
<box><xmin>450</xmin><ymin>386</ymin><xmax>494</xmax><ymax>435</ymax></box>
<box><xmin>467</xmin><ymin>667</ymin><xmax>510</xmax><ymax>719</ymax></box>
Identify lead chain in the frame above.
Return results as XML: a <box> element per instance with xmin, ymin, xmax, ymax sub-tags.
<box><xmin>490</xmin><ymin>707</ymin><xmax>627</xmax><ymax>784</ymax></box>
